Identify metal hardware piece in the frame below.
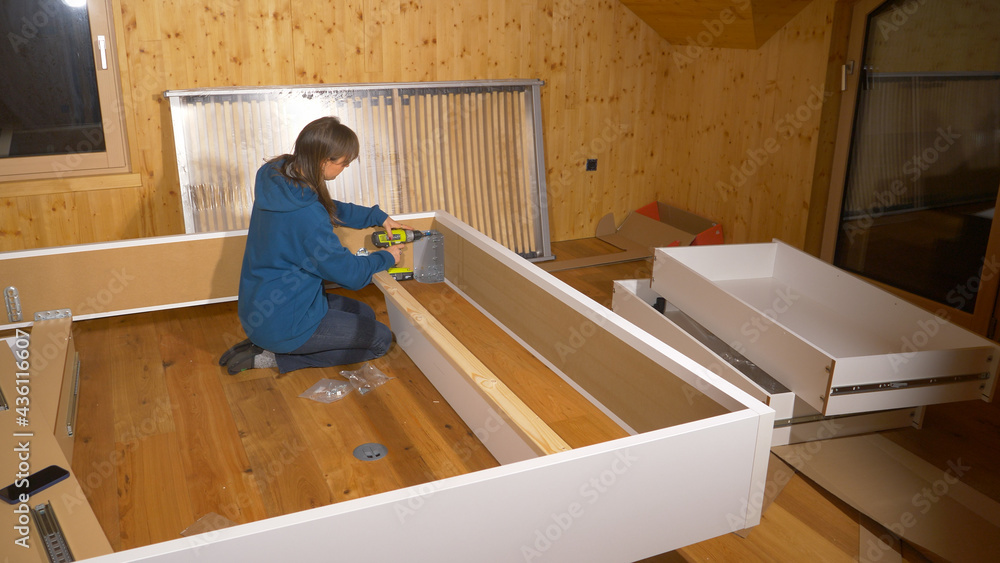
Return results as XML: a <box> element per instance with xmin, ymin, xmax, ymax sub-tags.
<box><xmin>353</xmin><ymin>443</ymin><xmax>388</xmax><ymax>461</ymax></box>
<box><xmin>35</xmin><ymin>309</ymin><xmax>72</xmax><ymax>322</ymax></box>
<box><xmin>830</xmin><ymin>372</ymin><xmax>990</xmax><ymax>396</ymax></box>
<box><xmin>653</xmin><ymin>297</ymin><xmax>789</xmax><ymax>395</ymax></box>
<box><xmin>841</xmin><ymin>60</ymin><xmax>855</xmax><ymax>91</ymax></box>
<box><xmin>98</xmin><ymin>35</ymin><xmax>107</xmax><ymax>70</ymax></box>
<box><xmin>773</xmin><ymin>414</ymin><xmax>827</xmax><ymax>428</ymax></box>
<box><xmin>66</xmin><ymin>352</ymin><xmax>81</xmax><ymax>437</ymax></box>
<box><xmin>32</xmin><ymin>502</ymin><xmax>75</xmax><ymax>563</ymax></box>
<box><xmin>4</xmin><ymin>286</ymin><xmax>22</xmax><ymax>323</ymax></box>
<box><xmin>413</xmin><ymin>230</ymin><xmax>445</xmax><ymax>284</ymax></box>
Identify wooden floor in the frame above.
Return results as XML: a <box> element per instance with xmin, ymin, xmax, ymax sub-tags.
<box><xmin>68</xmin><ymin>237</ymin><xmax>1000</xmax><ymax>561</ymax></box>
<box><xmin>71</xmin><ymin>286</ymin><xmax>502</xmax><ymax>550</ymax></box>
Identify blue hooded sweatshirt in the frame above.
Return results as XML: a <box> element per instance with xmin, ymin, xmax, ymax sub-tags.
<box><xmin>238</xmin><ymin>160</ymin><xmax>394</xmax><ymax>353</ymax></box>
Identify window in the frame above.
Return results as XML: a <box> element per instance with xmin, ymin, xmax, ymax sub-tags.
<box><xmin>826</xmin><ymin>0</ymin><xmax>1000</xmax><ymax>322</ymax></box>
<box><xmin>0</xmin><ymin>0</ymin><xmax>129</xmax><ymax>180</ymax></box>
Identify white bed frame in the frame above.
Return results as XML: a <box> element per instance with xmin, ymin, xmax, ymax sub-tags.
<box><xmin>0</xmin><ymin>212</ymin><xmax>773</xmax><ymax>562</ymax></box>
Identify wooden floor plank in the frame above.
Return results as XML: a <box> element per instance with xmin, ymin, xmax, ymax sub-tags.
<box><xmin>270</xmin><ymin>369</ymin><xmax>407</xmax><ymax>502</ymax></box>
<box><xmin>71</xmin><ymin>317</ymin><xmax>124</xmax><ymax>550</ymax></box>
<box><xmin>223</xmin><ymin>376</ymin><xmax>333</xmax><ymax>518</ymax></box>
<box><xmin>105</xmin><ymin>315</ymin><xmax>176</xmax><ymax>443</ymax></box>
<box><xmin>156</xmin><ymin>309</ymin><xmax>269</xmax><ymax>526</ymax></box>
<box><xmin>115</xmin><ymin>432</ymin><xmax>196</xmax><ymax>550</ymax></box>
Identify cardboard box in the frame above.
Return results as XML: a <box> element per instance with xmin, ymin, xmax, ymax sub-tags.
<box><xmin>539</xmin><ymin>201</ymin><xmax>722</xmax><ymax>272</ymax></box>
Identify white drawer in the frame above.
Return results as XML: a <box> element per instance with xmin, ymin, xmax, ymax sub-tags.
<box><xmin>612</xmin><ymin>278</ymin><xmax>923</xmax><ymax>446</ymax></box>
<box><xmin>651</xmin><ymin>242</ymin><xmax>998</xmax><ymax>416</ymax></box>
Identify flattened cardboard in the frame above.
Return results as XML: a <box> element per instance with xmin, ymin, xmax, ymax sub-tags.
<box><xmin>859</xmin><ymin>515</ymin><xmax>903</xmax><ymax>563</ymax></box>
<box><xmin>539</xmin><ymin>203</ymin><xmax>721</xmax><ymax>272</ymax></box>
<box><xmin>772</xmin><ymin>434</ymin><xmax>1000</xmax><ymax>562</ymax></box>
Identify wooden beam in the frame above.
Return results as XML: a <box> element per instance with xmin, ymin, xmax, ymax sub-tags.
<box><xmin>374</xmin><ymin>271</ymin><xmax>571</xmax><ymax>457</ymax></box>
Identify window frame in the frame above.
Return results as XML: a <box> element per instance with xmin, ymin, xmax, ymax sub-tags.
<box><xmin>0</xmin><ymin>0</ymin><xmax>131</xmax><ymax>182</ymax></box>
<box><xmin>820</xmin><ymin>0</ymin><xmax>1000</xmax><ymax>335</ymax></box>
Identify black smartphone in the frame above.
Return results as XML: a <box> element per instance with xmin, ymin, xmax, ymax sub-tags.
<box><xmin>0</xmin><ymin>465</ymin><xmax>70</xmax><ymax>505</ymax></box>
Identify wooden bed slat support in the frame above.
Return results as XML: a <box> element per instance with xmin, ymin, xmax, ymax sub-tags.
<box><xmin>374</xmin><ymin>271</ymin><xmax>571</xmax><ymax>457</ymax></box>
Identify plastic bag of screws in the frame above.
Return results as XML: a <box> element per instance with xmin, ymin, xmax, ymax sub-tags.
<box><xmin>299</xmin><ymin>378</ymin><xmax>353</xmax><ymax>403</ymax></box>
<box><xmin>340</xmin><ymin>363</ymin><xmax>393</xmax><ymax>395</ymax></box>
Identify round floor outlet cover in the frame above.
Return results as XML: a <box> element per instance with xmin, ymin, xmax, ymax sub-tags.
<box><xmin>353</xmin><ymin>443</ymin><xmax>388</xmax><ymax>461</ymax></box>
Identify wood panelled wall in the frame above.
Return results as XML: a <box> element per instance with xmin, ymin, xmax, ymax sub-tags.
<box><xmin>0</xmin><ymin>0</ymin><xmax>839</xmax><ymax>252</ymax></box>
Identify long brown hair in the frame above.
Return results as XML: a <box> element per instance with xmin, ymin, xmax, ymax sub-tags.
<box><xmin>269</xmin><ymin>116</ymin><xmax>359</xmax><ymax>225</ymax></box>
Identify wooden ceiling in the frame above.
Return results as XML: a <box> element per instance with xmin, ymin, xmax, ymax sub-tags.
<box><xmin>620</xmin><ymin>0</ymin><xmax>815</xmax><ymax>49</ymax></box>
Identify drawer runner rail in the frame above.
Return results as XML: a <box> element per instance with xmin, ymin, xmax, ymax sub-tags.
<box><xmin>830</xmin><ymin>372</ymin><xmax>990</xmax><ymax>396</ymax></box>
<box><xmin>31</xmin><ymin>502</ymin><xmax>74</xmax><ymax>562</ymax></box>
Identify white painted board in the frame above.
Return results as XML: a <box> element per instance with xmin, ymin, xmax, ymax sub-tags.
<box><xmin>84</xmin><ymin>412</ymin><xmax>765</xmax><ymax>563</ymax></box>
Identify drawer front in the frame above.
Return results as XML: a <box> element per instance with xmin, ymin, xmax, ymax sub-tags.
<box><xmin>613</xmin><ymin>279</ymin><xmax>923</xmax><ymax>445</ymax></box>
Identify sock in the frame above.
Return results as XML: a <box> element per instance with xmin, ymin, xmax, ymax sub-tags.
<box><xmin>253</xmin><ymin>350</ymin><xmax>277</xmax><ymax>369</ymax></box>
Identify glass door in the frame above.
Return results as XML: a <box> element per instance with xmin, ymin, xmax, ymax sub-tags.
<box><xmin>827</xmin><ymin>0</ymin><xmax>1000</xmax><ymax>334</ymax></box>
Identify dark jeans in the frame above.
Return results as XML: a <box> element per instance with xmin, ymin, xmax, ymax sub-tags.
<box><xmin>275</xmin><ymin>293</ymin><xmax>392</xmax><ymax>374</ymax></box>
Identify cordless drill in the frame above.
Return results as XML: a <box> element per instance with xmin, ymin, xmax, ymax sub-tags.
<box><xmin>371</xmin><ymin>229</ymin><xmax>431</xmax><ymax>248</ymax></box>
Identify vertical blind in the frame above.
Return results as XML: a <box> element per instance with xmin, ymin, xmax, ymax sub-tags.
<box><xmin>842</xmin><ymin>73</ymin><xmax>1000</xmax><ymax>219</ymax></box>
<box><xmin>164</xmin><ymin>80</ymin><xmax>551</xmax><ymax>260</ymax></box>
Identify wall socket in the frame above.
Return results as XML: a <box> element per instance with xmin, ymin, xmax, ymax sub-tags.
<box><xmin>586</xmin><ymin>159</ymin><xmax>597</xmax><ymax>171</ymax></box>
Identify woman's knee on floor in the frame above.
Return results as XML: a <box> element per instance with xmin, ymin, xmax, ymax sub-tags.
<box><xmin>370</xmin><ymin>322</ymin><xmax>393</xmax><ymax>357</ymax></box>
